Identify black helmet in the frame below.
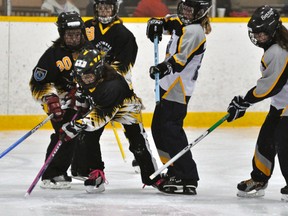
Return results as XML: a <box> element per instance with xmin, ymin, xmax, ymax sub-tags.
<box><xmin>56</xmin><ymin>11</ymin><xmax>85</xmax><ymax>37</ymax></box>
<box><xmin>56</xmin><ymin>11</ymin><xmax>86</xmax><ymax>51</ymax></box>
<box><xmin>177</xmin><ymin>0</ymin><xmax>212</xmax><ymax>25</ymax></box>
<box><xmin>248</xmin><ymin>5</ymin><xmax>281</xmax><ymax>48</ymax></box>
<box><xmin>74</xmin><ymin>49</ymin><xmax>105</xmax><ymax>89</ymax></box>
<box><xmin>93</xmin><ymin>0</ymin><xmax>120</xmax><ymax>24</ymax></box>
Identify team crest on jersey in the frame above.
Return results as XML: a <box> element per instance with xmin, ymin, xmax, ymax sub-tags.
<box><xmin>34</xmin><ymin>67</ymin><xmax>47</xmax><ymax>81</ymax></box>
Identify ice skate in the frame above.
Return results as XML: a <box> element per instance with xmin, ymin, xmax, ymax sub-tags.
<box><xmin>237</xmin><ymin>179</ymin><xmax>268</xmax><ymax>198</ymax></box>
<box><xmin>132</xmin><ymin>159</ymin><xmax>140</xmax><ymax>173</ymax></box>
<box><xmin>40</xmin><ymin>175</ymin><xmax>72</xmax><ymax>189</ymax></box>
<box><xmin>281</xmin><ymin>186</ymin><xmax>288</xmax><ymax>202</ymax></box>
<box><xmin>71</xmin><ymin>174</ymin><xmax>88</xmax><ymax>181</ymax></box>
<box><xmin>161</xmin><ymin>177</ymin><xmax>197</xmax><ymax>195</ymax></box>
<box><xmin>84</xmin><ymin>169</ymin><xmax>107</xmax><ymax>194</ymax></box>
<box><xmin>71</xmin><ymin>170</ymin><xmax>88</xmax><ymax>181</ymax></box>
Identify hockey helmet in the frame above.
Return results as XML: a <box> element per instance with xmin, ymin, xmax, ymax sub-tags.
<box><xmin>177</xmin><ymin>0</ymin><xmax>212</xmax><ymax>25</ymax></box>
<box><xmin>57</xmin><ymin>11</ymin><xmax>85</xmax><ymax>37</ymax></box>
<box><xmin>248</xmin><ymin>5</ymin><xmax>281</xmax><ymax>48</ymax></box>
<box><xmin>56</xmin><ymin>11</ymin><xmax>86</xmax><ymax>51</ymax></box>
<box><xmin>74</xmin><ymin>49</ymin><xmax>105</xmax><ymax>89</ymax></box>
<box><xmin>93</xmin><ymin>0</ymin><xmax>120</xmax><ymax>24</ymax></box>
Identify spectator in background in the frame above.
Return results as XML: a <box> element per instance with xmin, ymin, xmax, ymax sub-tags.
<box><xmin>86</xmin><ymin>0</ymin><xmax>129</xmax><ymax>17</ymax></box>
<box><xmin>133</xmin><ymin>0</ymin><xmax>170</xmax><ymax>17</ymax></box>
<box><xmin>41</xmin><ymin>0</ymin><xmax>80</xmax><ymax>16</ymax></box>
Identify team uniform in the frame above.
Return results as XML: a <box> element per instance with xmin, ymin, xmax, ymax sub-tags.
<box><xmin>147</xmin><ymin>0</ymin><xmax>212</xmax><ymax>194</ymax></box>
<box><xmin>71</xmin><ymin>0</ymin><xmax>140</xmax><ymax>178</ymax></box>
<box><xmin>61</xmin><ymin>49</ymin><xmax>160</xmax><ymax>193</ymax></box>
<box><xmin>85</xmin><ymin>18</ymin><xmax>137</xmax><ymax>89</ymax></box>
<box><xmin>226</xmin><ymin>5</ymin><xmax>288</xmax><ymax>201</ymax></box>
<box><xmin>29</xmin><ymin>12</ymin><xmax>91</xmax><ymax>189</ymax></box>
<box><xmin>152</xmin><ymin>15</ymin><xmax>204</xmax><ymax>191</ymax></box>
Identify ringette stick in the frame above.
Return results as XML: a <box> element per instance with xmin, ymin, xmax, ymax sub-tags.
<box><xmin>149</xmin><ymin>114</ymin><xmax>230</xmax><ymax>180</ymax></box>
<box><xmin>111</xmin><ymin>121</ymin><xmax>126</xmax><ymax>162</ymax></box>
<box><xmin>0</xmin><ymin>114</ymin><xmax>53</xmax><ymax>159</ymax></box>
<box><xmin>25</xmin><ymin>112</ymin><xmax>80</xmax><ymax>197</ymax></box>
<box><xmin>154</xmin><ymin>35</ymin><xmax>160</xmax><ymax>104</ymax></box>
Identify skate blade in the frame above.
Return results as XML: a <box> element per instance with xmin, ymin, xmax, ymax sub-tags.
<box><xmin>40</xmin><ymin>182</ymin><xmax>71</xmax><ymax>189</ymax></box>
<box><xmin>85</xmin><ymin>184</ymin><xmax>105</xmax><ymax>194</ymax></box>
<box><xmin>281</xmin><ymin>194</ymin><xmax>288</xmax><ymax>202</ymax></box>
<box><xmin>237</xmin><ymin>189</ymin><xmax>265</xmax><ymax>198</ymax></box>
<box><xmin>71</xmin><ymin>175</ymin><xmax>88</xmax><ymax>181</ymax></box>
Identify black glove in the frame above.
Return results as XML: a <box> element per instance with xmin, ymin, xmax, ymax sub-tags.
<box><xmin>146</xmin><ymin>18</ymin><xmax>163</xmax><ymax>43</ymax></box>
<box><xmin>227</xmin><ymin>96</ymin><xmax>252</xmax><ymax>122</ymax></box>
<box><xmin>59</xmin><ymin>121</ymin><xmax>87</xmax><ymax>142</ymax></box>
<box><xmin>43</xmin><ymin>94</ymin><xmax>64</xmax><ymax>122</ymax></box>
<box><xmin>149</xmin><ymin>61</ymin><xmax>173</xmax><ymax>80</ymax></box>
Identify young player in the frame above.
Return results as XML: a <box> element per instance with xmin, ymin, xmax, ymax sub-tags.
<box><xmin>60</xmin><ymin>48</ymin><xmax>161</xmax><ymax>193</ymax></box>
<box><xmin>146</xmin><ymin>0</ymin><xmax>212</xmax><ymax>195</ymax></box>
<box><xmin>226</xmin><ymin>5</ymin><xmax>288</xmax><ymax>201</ymax></box>
<box><xmin>29</xmin><ymin>11</ymin><xmax>91</xmax><ymax>189</ymax></box>
<box><xmin>71</xmin><ymin>0</ymin><xmax>141</xmax><ymax>179</ymax></box>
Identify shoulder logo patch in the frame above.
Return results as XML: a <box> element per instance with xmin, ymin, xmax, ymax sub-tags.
<box><xmin>34</xmin><ymin>67</ymin><xmax>47</xmax><ymax>81</ymax></box>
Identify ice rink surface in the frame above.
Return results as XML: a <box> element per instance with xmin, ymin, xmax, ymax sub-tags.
<box><xmin>1</xmin><ymin>127</ymin><xmax>288</xmax><ymax>216</ymax></box>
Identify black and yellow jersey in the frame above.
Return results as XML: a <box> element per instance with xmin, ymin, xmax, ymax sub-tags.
<box><xmin>80</xmin><ymin>67</ymin><xmax>142</xmax><ymax>131</ymax></box>
<box><xmin>85</xmin><ymin>18</ymin><xmax>138</xmax><ymax>89</ymax></box>
<box><xmin>29</xmin><ymin>41</ymin><xmax>93</xmax><ymax>102</ymax></box>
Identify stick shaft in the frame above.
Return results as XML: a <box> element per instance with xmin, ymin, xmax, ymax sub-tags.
<box><xmin>0</xmin><ymin>114</ymin><xmax>53</xmax><ymax>159</ymax></box>
<box><xmin>25</xmin><ymin>112</ymin><xmax>79</xmax><ymax>196</ymax></box>
<box><xmin>150</xmin><ymin>114</ymin><xmax>229</xmax><ymax>179</ymax></box>
<box><xmin>154</xmin><ymin>36</ymin><xmax>160</xmax><ymax>104</ymax></box>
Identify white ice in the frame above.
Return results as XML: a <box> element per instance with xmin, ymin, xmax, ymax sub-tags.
<box><xmin>1</xmin><ymin>127</ymin><xmax>288</xmax><ymax>216</ymax></box>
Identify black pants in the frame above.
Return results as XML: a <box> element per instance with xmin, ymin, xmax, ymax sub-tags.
<box><xmin>71</xmin><ymin>127</ymin><xmax>105</xmax><ymax>176</ymax></box>
<box><xmin>151</xmin><ymin>88</ymin><xmax>199</xmax><ymax>181</ymax></box>
<box><xmin>42</xmin><ymin>109</ymin><xmax>77</xmax><ymax>180</ymax></box>
<box><xmin>251</xmin><ymin>105</ymin><xmax>288</xmax><ymax>185</ymax></box>
<box><xmin>71</xmin><ymin>123</ymin><xmax>158</xmax><ymax>185</ymax></box>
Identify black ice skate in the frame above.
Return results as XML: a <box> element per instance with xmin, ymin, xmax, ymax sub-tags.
<box><xmin>84</xmin><ymin>169</ymin><xmax>107</xmax><ymax>193</ymax></box>
<box><xmin>161</xmin><ymin>177</ymin><xmax>197</xmax><ymax>195</ymax></box>
<box><xmin>237</xmin><ymin>178</ymin><xmax>268</xmax><ymax>198</ymax></box>
<box><xmin>40</xmin><ymin>174</ymin><xmax>72</xmax><ymax>189</ymax></box>
<box><xmin>281</xmin><ymin>185</ymin><xmax>288</xmax><ymax>202</ymax></box>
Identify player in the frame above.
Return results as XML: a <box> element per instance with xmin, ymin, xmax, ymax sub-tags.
<box><xmin>71</xmin><ymin>0</ymin><xmax>140</xmax><ymax>179</ymax></box>
<box><xmin>146</xmin><ymin>0</ymin><xmax>212</xmax><ymax>195</ymax></box>
<box><xmin>29</xmin><ymin>11</ymin><xmax>92</xmax><ymax>189</ymax></box>
<box><xmin>60</xmin><ymin>48</ymin><xmax>161</xmax><ymax>193</ymax></box>
<box><xmin>226</xmin><ymin>5</ymin><xmax>288</xmax><ymax>201</ymax></box>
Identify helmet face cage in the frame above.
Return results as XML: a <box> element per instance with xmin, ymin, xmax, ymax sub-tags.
<box><xmin>177</xmin><ymin>0</ymin><xmax>212</xmax><ymax>25</ymax></box>
<box><xmin>247</xmin><ymin>5</ymin><xmax>280</xmax><ymax>48</ymax></box>
<box><xmin>56</xmin><ymin>11</ymin><xmax>86</xmax><ymax>51</ymax></box>
<box><xmin>74</xmin><ymin>49</ymin><xmax>104</xmax><ymax>89</ymax></box>
<box><xmin>94</xmin><ymin>0</ymin><xmax>120</xmax><ymax>24</ymax></box>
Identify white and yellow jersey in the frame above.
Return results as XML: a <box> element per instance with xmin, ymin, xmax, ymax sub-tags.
<box><xmin>160</xmin><ymin>16</ymin><xmax>207</xmax><ymax>104</ymax></box>
<box><xmin>244</xmin><ymin>43</ymin><xmax>288</xmax><ymax>116</ymax></box>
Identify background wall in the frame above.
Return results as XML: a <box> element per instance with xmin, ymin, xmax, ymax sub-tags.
<box><xmin>1</xmin><ymin>18</ymin><xmax>282</xmax><ymax>115</ymax></box>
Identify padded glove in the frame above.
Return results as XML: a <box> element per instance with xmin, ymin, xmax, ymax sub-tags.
<box><xmin>227</xmin><ymin>95</ymin><xmax>252</xmax><ymax>122</ymax></box>
<box><xmin>59</xmin><ymin>121</ymin><xmax>87</xmax><ymax>142</ymax></box>
<box><xmin>75</xmin><ymin>90</ymin><xmax>90</xmax><ymax>117</ymax></box>
<box><xmin>149</xmin><ymin>61</ymin><xmax>173</xmax><ymax>80</ymax></box>
<box><xmin>62</xmin><ymin>88</ymin><xmax>77</xmax><ymax>110</ymax></box>
<box><xmin>146</xmin><ymin>18</ymin><xmax>163</xmax><ymax>43</ymax></box>
<box><xmin>44</xmin><ymin>94</ymin><xmax>64</xmax><ymax>122</ymax></box>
